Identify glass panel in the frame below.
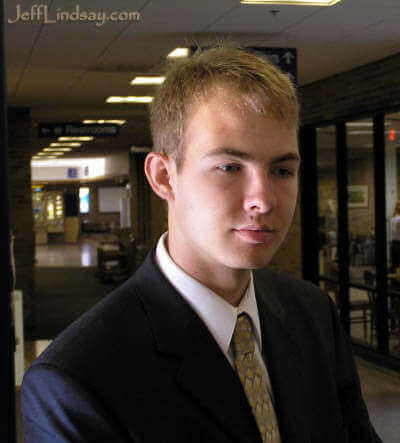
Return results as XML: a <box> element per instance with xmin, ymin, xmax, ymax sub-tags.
<box><xmin>316</xmin><ymin>125</ymin><xmax>338</xmax><ymax>303</ymax></box>
<box><xmin>385</xmin><ymin>111</ymin><xmax>400</xmax><ymax>357</ymax></box>
<box><xmin>319</xmin><ymin>280</ymin><xmax>339</xmax><ymax>307</ymax></box>
<box><xmin>346</xmin><ymin>119</ymin><xmax>376</xmax><ymax>288</ymax></box>
<box><xmin>349</xmin><ymin>286</ymin><xmax>378</xmax><ymax>349</ymax></box>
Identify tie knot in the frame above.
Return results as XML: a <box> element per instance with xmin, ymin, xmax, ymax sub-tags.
<box><xmin>232</xmin><ymin>313</ymin><xmax>255</xmax><ymax>356</ymax></box>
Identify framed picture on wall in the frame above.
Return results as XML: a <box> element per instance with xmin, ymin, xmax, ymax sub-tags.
<box><xmin>348</xmin><ymin>185</ymin><xmax>368</xmax><ymax>208</ymax></box>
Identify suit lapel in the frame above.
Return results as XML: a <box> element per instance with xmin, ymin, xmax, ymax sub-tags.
<box><xmin>255</xmin><ymin>271</ymin><xmax>311</xmax><ymax>443</ymax></box>
<box><xmin>177</xmin><ymin>315</ymin><xmax>262</xmax><ymax>443</ymax></box>
<box><xmin>136</xmin><ymin>251</ymin><xmax>261</xmax><ymax>443</ymax></box>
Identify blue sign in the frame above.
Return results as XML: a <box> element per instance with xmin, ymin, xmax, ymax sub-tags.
<box><xmin>67</xmin><ymin>168</ymin><xmax>78</xmax><ymax>178</ymax></box>
<box><xmin>248</xmin><ymin>47</ymin><xmax>298</xmax><ymax>85</ymax></box>
<box><xmin>190</xmin><ymin>46</ymin><xmax>298</xmax><ymax>85</ymax></box>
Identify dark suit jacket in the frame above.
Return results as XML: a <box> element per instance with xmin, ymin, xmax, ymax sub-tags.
<box><xmin>22</xmin><ymin>248</ymin><xmax>382</xmax><ymax>442</ymax></box>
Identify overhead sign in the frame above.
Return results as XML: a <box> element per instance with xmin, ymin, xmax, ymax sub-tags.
<box><xmin>248</xmin><ymin>47</ymin><xmax>298</xmax><ymax>85</ymax></box>
<box><xmin>67</xmin><ymin>168</ymin><xmax>78</xmax><ymax>179</ymax></box>
<box><xmin>38</xmin><ymin>122</ymin><xmax>119</xmax><ymax>137</ymax></box>
<box><xmin>190</xmin><ymin>46</ymin><xmax>297</xmax><ymax>85</ymax></box>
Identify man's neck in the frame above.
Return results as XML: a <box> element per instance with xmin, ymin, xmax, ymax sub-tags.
<box><xmin>165</xmin><ymin>234</ymin><xmax>251</xmax><ymax>307</ymax></box>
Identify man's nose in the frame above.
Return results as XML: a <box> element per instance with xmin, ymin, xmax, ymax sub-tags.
<box><xmin>243</xmin><ymin>171</ymin><xmax>277</xmax><ymax>214</ymax></box>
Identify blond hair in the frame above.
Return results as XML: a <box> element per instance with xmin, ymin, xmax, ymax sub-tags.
<box><xmin>150</xmin><ymin>44</ymin><xmax>299</xmax><ymax>170</ymax></box>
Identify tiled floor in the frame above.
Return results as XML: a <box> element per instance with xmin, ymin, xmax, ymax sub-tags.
<box><xmin>35</xmin><ymin>238</ymin><xmax>99</xmax><ymax>267</ymax></box>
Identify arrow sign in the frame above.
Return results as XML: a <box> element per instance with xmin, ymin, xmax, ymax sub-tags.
<box><xmin>282</xmin><ymin>51</ymin><xmax>295</xmax><ymax>65</ymax></box>
<box><xmin>248</xmin><ymin>47</ymin><xmax>298</xmax><ymax>84</ymax></box>
<box><xmin>190</xmin><ymin>46</ymin><xmax>298</xmax><ymax>84</ymax></box>
<box><xmin>38</xmin><ymin>122</ymin><xmax>119</xmax><ymax>138</ymax></box>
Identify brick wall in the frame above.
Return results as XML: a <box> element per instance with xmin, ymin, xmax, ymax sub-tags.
<box><xmin>8</xmin><ymin>107</ymin><xmax>35</xmax><ymax>330</ymax></box>
<box><xmin>300</xmin><ymin>52</ymin><xmax>400</xmax><ymax>126</ymax></box>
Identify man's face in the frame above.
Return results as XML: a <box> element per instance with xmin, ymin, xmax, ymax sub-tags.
<box><xmin>167</xmin><ymin>87</ymin><xmax>300</xmax><ymax>275</ymax></box>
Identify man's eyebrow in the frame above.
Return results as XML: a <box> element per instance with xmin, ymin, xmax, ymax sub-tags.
<box><xmin>270</xmin><ymin>153</ymin><xmax>300</xmax><ymax>164</ymax></box>
<box><xmin>203</xmin><ymin>147</ymin><xmax>300</xmax><ymax>163</ymax></box>
<box><xmin>202</xmin><ymin>147</ymin><xmax>252</xmax><ymax>160</ymax></box>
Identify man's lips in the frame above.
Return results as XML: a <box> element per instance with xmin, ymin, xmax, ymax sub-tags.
<box><xmin>234</xmin><ymin>226</ymin><xmax>277</xmax><ymax>243</ymax></box>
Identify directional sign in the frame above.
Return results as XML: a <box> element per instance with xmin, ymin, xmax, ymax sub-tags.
<box><xmin>248</xmin><ymin>47</ymin><xmax>298</xmax><ymax>85</ymax></box>
<box><xmin>190</xmin><ymin>46</ymin><xmax>297</xmax><ymax>85</ymax></box>
<box><xmin>38</xmin><ymin>122</ymin><xmax>119</xmax><ymax>138</ymax></box>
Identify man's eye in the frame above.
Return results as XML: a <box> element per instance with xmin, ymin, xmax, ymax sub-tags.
<box><xmin>217</xmin><ymin>164</ymin><xmax>241</xmax><ymax>173</ymax></box>
<box><xmin>273</xmin><ymin>167</ymin><xmax>294</xmax><ymax>178</ymax></box>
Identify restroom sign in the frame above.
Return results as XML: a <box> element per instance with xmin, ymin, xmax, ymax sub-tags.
<box><xmin>38</xmin><ymin>122</ymin><xmax>119</xmax><ymax>137</ymax></box>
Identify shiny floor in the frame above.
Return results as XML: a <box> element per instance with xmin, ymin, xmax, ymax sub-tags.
<box><xmin>35</xmin><ymin>237</ymin><xmax>100</xmax><ymax>267</ymax></box>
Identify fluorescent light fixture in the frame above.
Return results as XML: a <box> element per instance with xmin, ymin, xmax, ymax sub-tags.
<box><xmin>240</xmin><ymin>0</ymin><xmax>342</xmax><ymax>5</ymax></box>
<box><xmin>167</xmin><ymin>48</ymin><xmax>189</xmax><ymax>58</ymax></box>
<box><xmin>50</xmin><ymin>142</ymin><xmax>81</xmax><ymax>147</ymax></box>
<box><xmin>46</xmin><ymin>152</ymin><xmax>64</xmax><ymax>156</ymax></box>
<box><xmin>58</xmin><ymin>136</ymin><xmax>94</xmax><ymax>141</ymax></box>
<box><xmin>131</xmin><ymin>76</ymin><xmax>165</xmax><ymax>85</ymax></box>
<box><xmin>35</xmin><ymin>155</ymin><xmax>57</xmax><ymax>159</ymax></box>
<box><xmin>106</xmin><ymin>96</ymin><xmax>153</xmax><ymax>104</ymax></box>
<box><xmin>82</xmin><ymin>119</ymin><xmax>126</xmax><ymax>125</ymax></box>
<box><xmin>43</xmin><ymin>148</ymin><xmax>72</xmax><ymax>152</ymax></box>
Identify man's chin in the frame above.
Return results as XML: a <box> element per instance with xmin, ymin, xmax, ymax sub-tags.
<box><xmin>228</xmin><ymin>248</ymin><xmax>277</xmax><ymax>270</ymax></box>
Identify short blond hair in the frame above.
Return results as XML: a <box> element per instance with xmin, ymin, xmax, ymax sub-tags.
<box><xmin>150</xmin><ymin>44</ymin><xmax>299</xmax><ymax>170</ymax></box>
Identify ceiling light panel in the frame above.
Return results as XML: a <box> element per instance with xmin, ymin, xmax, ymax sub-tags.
<box><xmin>57</xmin><ymin>137</ymin><xmax>94</xmax><ymax>141</ymax></box>
<box><xmin>50</xmin><ymin>143</ymin><xmax>81</xmax><ymax>147</ymax></box>
<box><xmin>167</xmin><ymin>48</ymin><xmax>189</xmax><ymax>58</ymax></box>
<box><xmin>131</xmin><ymin>76</ymin><xmax>165</xmax><ymax>85</ymax></box>
<box><xmin>82</xmin><ymin>120</ymin><xmax>126</xmax><ymax>125</ymax></box>
<box><xmin>240</xmin><ymin>0</ymin><xmax>342</xmax><ymax>5</ymax></box>
<box><xmin>43</xmin><ymin>148</ymin><xmax>72</xmax><ymax>152</ymax></box>
<box><xmin>106</xmin><ymin>96</ymin><xmax>153</xmax><ymax>104</ymax></box>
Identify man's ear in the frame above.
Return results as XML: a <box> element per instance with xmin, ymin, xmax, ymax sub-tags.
<box><xmin>144</xmin><ymin>152</ymin><xmax>176</xmax><ymax>202</ymax></box>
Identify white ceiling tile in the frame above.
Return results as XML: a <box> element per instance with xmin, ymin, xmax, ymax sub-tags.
<box><xmin>208</xmin><ymin>3</ymin><xmax>318</xmax><ymax>33</ymax></box>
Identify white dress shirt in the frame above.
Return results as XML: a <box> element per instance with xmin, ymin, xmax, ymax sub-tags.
<box><xmin>155</xmin><ymin>232</ymin><xmax>275</xmax><ymax>399</ymax></box>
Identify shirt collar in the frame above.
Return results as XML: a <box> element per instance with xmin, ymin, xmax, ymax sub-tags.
<box><xmin>155</xmin><ymin>232</ymin><xmax>263</xmax><ymax>355</ymax></box>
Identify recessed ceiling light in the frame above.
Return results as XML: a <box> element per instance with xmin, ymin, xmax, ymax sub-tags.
<box><xmin>240</xmin><ymin>0</ymin><xmax>342</xmax><ymax>5</ymax></box>
<box><xmin>50</xmin><ymin>142</ymin><xmax>81</xmax><ymax>147</ymax></box>
<box><xmin>58</xmin><ymin>137</ymin><xmax>94</xmax><ymax>141</ymax></box>
<box><xmin>106</xmin><ymin>96</ymin><xmax>153</xmax><ymax>104</ymax></box>
<box><xmin>82</xmin><ymin>119</ymin><xmax>126</xmax><ymax>125</ymax></box>
<box><xmin>44</xmin><ymin>148</ymin><xmax>72</xmax><ymax>152</ymax></box>
<box><xmin>130</xmin><ymin>76</ymin><xmax>165</xmax><ymax>85</ymax></box>
<box><xmin>167</xmin><ymin>48</ymin><xmax>189</xmax><ymax>58</ymax></box>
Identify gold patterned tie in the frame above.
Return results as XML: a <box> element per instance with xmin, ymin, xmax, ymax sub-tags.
<box><xmin>232</xmin><ymin>314</ymin><xmax>281</xmax><ymax>443</ymax></box>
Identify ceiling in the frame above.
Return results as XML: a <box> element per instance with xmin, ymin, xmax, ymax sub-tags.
<box><xmin>5</xmin><ymin>0</ymin><xmax>400</xmax><ymax>158</ymax></box>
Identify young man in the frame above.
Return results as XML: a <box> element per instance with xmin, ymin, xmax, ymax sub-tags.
<box><xmin>22</xmin><ymin>46</ymin><xmax>381</xmax><ymax>442</ymax></box>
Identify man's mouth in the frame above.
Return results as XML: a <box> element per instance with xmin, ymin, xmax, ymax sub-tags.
<box><xmin>234</xmin><ymin>226</ymin><xmax>277</xmax><ymax>243</ymax></box>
